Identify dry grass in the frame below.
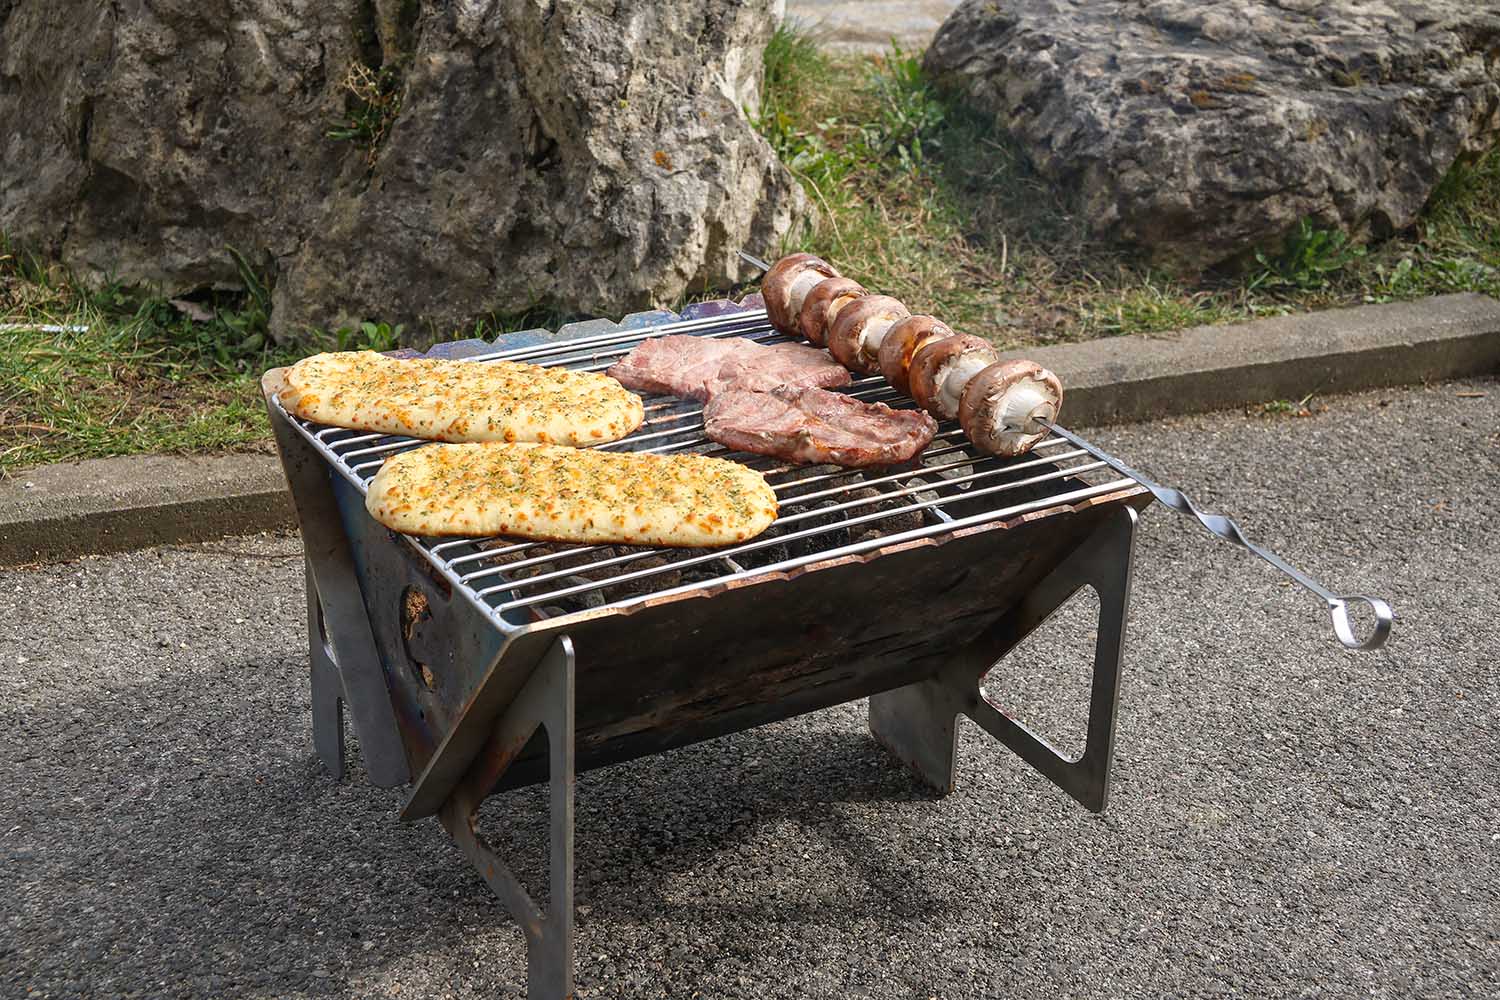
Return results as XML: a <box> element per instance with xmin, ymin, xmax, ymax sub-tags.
<box><xmin>755</xmin><ymin>26</ymin><xmax>1500</xmax><ymax>348</ymax></box>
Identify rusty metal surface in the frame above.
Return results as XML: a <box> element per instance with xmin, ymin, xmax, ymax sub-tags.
<box><xmin>268</xmin><ymin>399</ymin><xmax>409</xmax><ymax>787</ymax></box>
<box><xmin>266</xmin><ymin>315</ymin><xmax>1154</xmax><ymax>996</ymax></box>
<box><xmin>402</xmin><ymin>486</ymin><xmax>1149</xmax><ymax>819</ymax></box>
<box><xmin>439</xmin><ymin>637</ymin><xmax>576</xmax><ymax>1000</ymax></box>
<box><xmin>331</xmin><ymin>469</ymin><xmax>509</xmax><ymax>783</ymax></box>
<box><xmin>872</xmin><ymin>504</ymin><xmax>1139</xmax><ymax>812</ymax></box>
<box><xmin>264</xmin><ymin>355</ymin><xmax>1150</xmax><ymax>819</ymax></box>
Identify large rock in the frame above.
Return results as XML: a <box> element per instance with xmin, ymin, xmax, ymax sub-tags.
<box><xmin>924</xmin><ymin>1</ymin><xmax>1500</xmax><ymax>270</ymax></box>
<box><xmin>0</xmin><ymin>1</ymin><xmax>807</xmax><ymax>340</ymax></box>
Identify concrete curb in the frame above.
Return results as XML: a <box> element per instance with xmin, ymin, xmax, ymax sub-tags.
<box><xmin>3</xmin><ymin>293</ymin><xmax>1496</xmax><ymax>566</ymax></box>
<box><xmin>1007</xmin><ymin>292</ymin><xmax>1500</xmax><ymax>427</ymax></box>
<box><xmin>1</xmin><ymin>452</ymin><xmax>291</xmax><ymax>566</ymax></box>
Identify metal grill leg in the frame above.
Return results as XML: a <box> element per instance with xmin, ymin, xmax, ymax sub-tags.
<box><xmin>307</xmin><ymin>560</ymin><xmax>346</xmax><ymax>780</ymax></box>
<box><xmin>870</xmin><ymin>505</ymin><xmax>1138</xmax><ymax>812</ymax></box>
<box><xmin>869</xmin><ymin>675</ymin><xmax>961</xmax><ymax>794</ymax></box>
<box><xmin>269</xmin><ymin>404</ymin><xmax>410</xmax><ymax>788</ymax></box>
<box><xmin>439</xmin><ymin>638</ymin><xmax>576</xmax><ymax>1000</ymax></box>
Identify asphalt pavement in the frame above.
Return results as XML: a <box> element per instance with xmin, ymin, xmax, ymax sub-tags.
<box><xmin>3</xmin><ymin>378</ymin><xmax>1497</xmax><ymax>999</ymax></box>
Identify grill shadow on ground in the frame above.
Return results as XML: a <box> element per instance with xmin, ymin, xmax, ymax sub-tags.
<box><xmin>1</xmin><ymin>663</ymin><xmax>966</xmax><ymax>998</ymax></box>
<box><xmin>479</xmin><ymin>723</ymin><xmax>950</xmax><ymax>926</ymax></box>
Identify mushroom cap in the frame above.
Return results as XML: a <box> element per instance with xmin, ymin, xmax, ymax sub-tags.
<box><xmin>799</xmin><ymin>277</ymin><xmax>868</xmax><ymax>347</ymax></box>
<box><xmin>908</xmin><ymin>334</ymin><xmax>999</xmax><ymax>420</ymax></box>
<box><xmin>878</xmin><ymin>315</ymin><xmax>953</xmax><ymax>397</ymax></box>
<box><xmin>958</xmin><ymin>360</ymin><xmax>1064</xmax><ymax>457</ymax></box>
<box><xmin>763</xmin><ymin>253</ymin><xmax>840</xmax><ymax>336</ymax></box>
<box><xmin>825</xmin><ymin>295</ymin><xmax>911</xmax><ymax>374</ymax></box>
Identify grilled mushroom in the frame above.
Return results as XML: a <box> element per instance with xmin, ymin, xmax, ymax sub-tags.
<box><xmin>763</xmin><ymin>253</ymin><xmax>841</xmax><ymax>336</ymax></box>
<box><xmin>878</xmin><ymin>315</ymin><xmax>952</xmax><ymax>397</ymax></box>
<box><xmin>799</xmin><ymin>277</ymin><xmax>868</xmax><ymax>347</ymax></box>
<box><xmin>825</xmin><ymin>295</ymin><xmax>911</xmax><ymax>375</ymax></box>
<box><xmin>908</xmin><ymin>335</ymin><xmax>1000</xmax><ymax>421</ymax></box>
<box><xmin>958</xmin><ymin>360</ymin><xmax>1063</xmax><ymax>457</ymax></box>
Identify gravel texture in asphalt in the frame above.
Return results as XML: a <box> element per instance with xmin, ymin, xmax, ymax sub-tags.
<box><xmin>3</xmin><ymin>379</ymin><xmax>1497</xmax><ymax>999</ymax></box>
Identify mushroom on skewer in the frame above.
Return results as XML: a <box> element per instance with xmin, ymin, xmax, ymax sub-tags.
<box><xmin>763</xmin><ymin>253</ymin><xmax>840</xmax><ymax>337</ymax></box>
<box><xmin>825</xmin><ymin>295</ymin><xmax>912</xmax><ymax>375</ymax></box>
<box><xmin>754</xmin><ymin>250</ymin><xmax>1065</xmax><ymax>459</ymax></box>
<box><xmin>958</xmin><ymin>360</ymin><xmax>1064</xmax><ymax>457</ymax></box>
<box><xmin>907</xmin><ymin>335</ymin><xmax>1000</xmax><ymax>421</ymax></box>
<box><xmin>799</xmin><ymin>277</ymin><xmax>868</xmax><ymax>347</ymax></box>
<box><xmin>878</xmin><ymin>315</ymin><xmax>952</xmax><ymax>397</ymax></box>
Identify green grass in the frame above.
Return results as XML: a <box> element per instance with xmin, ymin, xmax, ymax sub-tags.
<box><xmin>0</xmin><ymin>241</ymin><xmax>609</xmax><ymax>473</ymax></box>
<box><xmin>753</xmin><ymin>25</ymin><xmax>1500</xmax><ymax>347</ymax></box>
<box><xmin>0</xmin><ymin>242</ymin><xmax>417</xmax><ymax>474</ymax></box>
<box><xmin>0</xmin><ymin>248</ymin><xmax>286</xmax><ymax>473</ymax></box>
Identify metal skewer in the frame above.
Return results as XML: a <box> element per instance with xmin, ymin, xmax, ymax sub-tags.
<box><xmin>737</xmin><ymin>249</ymin><xmax>772</xmax><ymax>273</ymax></box>
<box><xmin>1036</xmin><ymin>419</ymin><xmax>1393</xmax><ymax>651</ymax></box>
<box><xmin>737</xmin><ymin>246</ymin><xmax>1392</xmax><ymax>650</ymax></box>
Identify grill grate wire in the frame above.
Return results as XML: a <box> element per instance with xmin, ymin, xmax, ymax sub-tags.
<box><xmin>279</xmin><ymin>309</ymin><xmax>1135</xmax><ymax>630</ymax></box>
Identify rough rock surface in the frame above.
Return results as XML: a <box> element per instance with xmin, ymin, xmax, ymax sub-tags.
<box><xmin>0</xmin><ymin>1</ymin><xmax>807</xmax><ymax>339</ymax></box>
<box><xmin>924</xmin><ymin>1</ymin><xmax>1500</xmax><ymax>270</ymax></box>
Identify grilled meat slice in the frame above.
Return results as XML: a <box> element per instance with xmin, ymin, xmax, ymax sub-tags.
<box><xmin>706</xmin><ymin>342</ymin><xmax>854</xmax><ymax>397</ymax></box>
<box><xmin>604</xmin><ymin>335</ymin><xmax>742</xmax><ymax>400</ymax></box>
<box><xmin>606</xmin><ymin>335</ymin><xmax>850</xmax><ymax>402</ymax></box>
<box><xmin>703</xmin><ymin>386</ymin><xmax>938</xmax><ymax>467</ymax></box>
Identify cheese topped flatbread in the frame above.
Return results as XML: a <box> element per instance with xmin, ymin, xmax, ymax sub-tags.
<box><xmin>366</xmin><ymin>441</ymin><xmax>778</xmax><ymax>546</ymax></box>
<box><xmin>280</xmin><ymin>351</ymin><xmax>644</xmax><ymax>445</ymax></box>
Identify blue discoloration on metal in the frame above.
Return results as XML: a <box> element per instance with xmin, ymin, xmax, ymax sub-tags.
<box><xmin>408</xmin><ymin>299</ymin><xmax>776</xmax><ymax>361</ymax></box>
<box><xmin>619</xmin><ymin>309</ymin><xmax>680</xmax><ymax>329</ymax></box>
<box><xmin>405</xmin><ymin>293</ymin><xmax>776</xmax><ymax>362</ymax></box>
<box><xmin>424</xmin><ymin>338</ymin><xmax>493</xmax><ymax>360</ymax></box>
<box><xmin>486</xmin><ymin>328</ymin><xmax>557</xmax><ymax>353</ymax></box>
<box><xmin>678</xmin><ymin>299</ymin><xmax>745</xmax><ymax>320</ymax></box>
<box><xmin>554</xmin><ymin>318</ymin><xmax>620</xmax><ymax>342</ymax></box>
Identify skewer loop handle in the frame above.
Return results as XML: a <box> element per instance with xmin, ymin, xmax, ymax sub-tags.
<box><xmin>1329</xmin><ymin>595</ymin><xmax>1394</xmax><ymax>651</ymax></box>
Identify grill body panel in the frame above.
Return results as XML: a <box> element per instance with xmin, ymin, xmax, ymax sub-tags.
<box><xmin>376</xmin><ymin>483</ymin><xmax>1146</xmax><ymax>815</ymax></box>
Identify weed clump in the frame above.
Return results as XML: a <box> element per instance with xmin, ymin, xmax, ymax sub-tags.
<box><xmin>328</xmin><ymin>62</ymin><xmax>404</xmax><ymax>166</ymax></box>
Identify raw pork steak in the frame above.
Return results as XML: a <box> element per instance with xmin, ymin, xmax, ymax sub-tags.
<box><xmin>606</xmin><ymin>335</ymin><xmax>851</xmax><ymax>401</ymax></box>
<box><xmin>704</xmin><ymin>386</ymin><xmax>938</xmax><ymax>467</ymax></box>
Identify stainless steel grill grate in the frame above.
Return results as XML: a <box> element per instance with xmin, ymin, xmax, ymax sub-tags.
<box><xmin>274</xmin><ymin>309</ymin><xmax>1136</xmax><ymax>631</ymax></box>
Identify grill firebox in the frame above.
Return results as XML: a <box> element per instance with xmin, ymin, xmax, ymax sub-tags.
<box><xmin>267</xmin><ymin>305</ymin><xmax>1152</xmax><ymax>998</ymax></box>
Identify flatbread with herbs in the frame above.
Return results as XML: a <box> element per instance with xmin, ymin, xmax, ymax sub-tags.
<box><xmin>366</xmin><ymin>441</ymin><xmax>778</xmax><ymax>546</ymax></box>
<box><xmin>280</xmin><ymin>351</ymin><xmax>644</xmax><ymax>445</ymax></box>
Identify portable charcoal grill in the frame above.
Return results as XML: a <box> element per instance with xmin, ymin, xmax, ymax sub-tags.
<box><xmin>263</xmin><ymin>301</ymin><xmax>1392</xmax><ymax>998</ymax></box>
